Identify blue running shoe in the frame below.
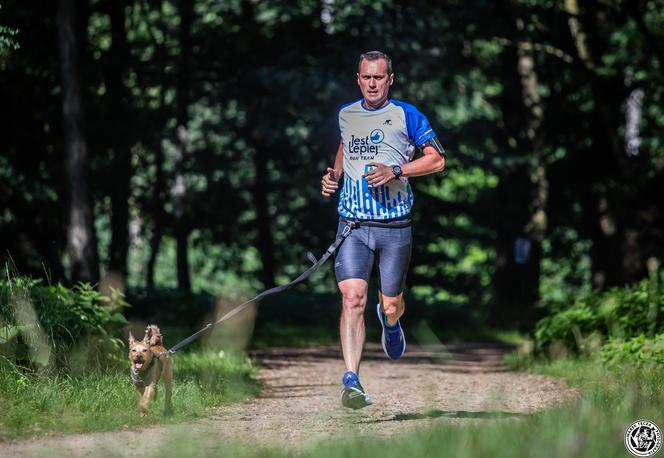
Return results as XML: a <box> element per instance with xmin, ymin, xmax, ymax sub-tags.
<box><xmin>377</xmin><ymin>302</ymin><xmax>406</xmax><ymax>360</ymax></box>
<box><xmin>341</xmin><ymin>371</ymin><xmax>373</xmax><ymax>409</ymax></box>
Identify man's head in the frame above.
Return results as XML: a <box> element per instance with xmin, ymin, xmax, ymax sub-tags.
<box><xmin>357</xmin><ymin>50</ymin><xmax>394</xmax><ymax>109</ymax></box>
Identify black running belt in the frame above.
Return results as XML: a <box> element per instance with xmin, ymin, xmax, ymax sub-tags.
<box><xmin>162</xmin><ymin>221</ymin><xmax>358</xmax><ymax>355</ymax></box>
<box><xmin>339</xmin><ymin>216</ymin><xmax>411</xmax><ymax>228</ymax></box>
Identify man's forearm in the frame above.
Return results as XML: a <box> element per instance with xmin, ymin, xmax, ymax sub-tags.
<box><xmin>333</xmin><ymin>141</ymin><xmax>344</xmax><ymax>177</ymax></box>
<box><xmin>401</xmin><ymin>146</ymin><xmax>445</xmax><ymax>178</ymax></box>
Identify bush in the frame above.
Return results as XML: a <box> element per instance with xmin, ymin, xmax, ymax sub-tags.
<box><xmin>533</xmin><ymin>277</ymin><xmax>663</xmax><ymax>355</ymax></box>
<box><xmin>0</xmin><ymin>276</ymin><xmax>128</xmax><ymax>372</ymax></box>
<box><xmin>601</xmin><ymin>333</ymin><xmax>664</xmax><ymax>367</ymax></box>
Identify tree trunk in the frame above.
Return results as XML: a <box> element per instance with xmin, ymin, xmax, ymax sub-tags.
<box><xmin>146</xmin><ymin>225</ymin><xmax>163</xmax><ymax>289</ymax></box>
<box><xmin>512</xmin><ymin>14</ymin><xmax>548</xmax><ymax>327</ymax></box>
<box><xmin>106</xmin><ymin>0</ymin><xmax>132</xmax><ymax>290</ymax></box>
<box><xmin>172</xmin><ymin>0</ymin><xmax>193</xmax><ymax>290</ymax></box>
<box><xmin>564</xmin><ymin>0</ymin><xmax>640</xmax><ymax>288</ymax></box>
<box><xmin>56</xmin><ymin>0</ymin><xmax>99</xmax><ymax>284</ymax></box>
<box><xmin>252</xmin><ymin>147</ymin><xmax>276</xmax><ymax>287</ymax></box>
<box><xmin>564</xmin><ymin>0</ymin><xmax>624</xmax><ymax>164</ymax></box>
<box><xmin>146</xmin><ymin>135</ymin><xmax>167</xmax><ymax>289</ymax></box>
<box><xmin>240</xmin><ymin>0</ymin><xmax>276</xmax><ymax>288</ymax></box>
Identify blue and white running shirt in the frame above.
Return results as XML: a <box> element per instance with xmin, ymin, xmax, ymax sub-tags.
<box><xmin>337</xmin><ymin>99</ymin><xmax>436</xmax><ymax>221</ymax></box>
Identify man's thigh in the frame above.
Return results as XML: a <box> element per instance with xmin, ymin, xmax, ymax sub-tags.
<box><xmin>373</xmin><ymin>225</ymin><xmax>412</xmax><ymax>297</ymax></box>
<box><xmin>334</xmin><ymin>222</ymin><xmax>374</xmax><ymax>283</ymax></box>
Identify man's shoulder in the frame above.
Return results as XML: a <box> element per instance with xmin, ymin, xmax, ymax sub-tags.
<box><xmin>337</xmin><ymin>99</ymin><xmax>363</xmax><ymax>115</ymax></box>
<box><xmin>390</xmin><ymin>99</ymin><xmax>424</xmax><ymax>116</ymax></box>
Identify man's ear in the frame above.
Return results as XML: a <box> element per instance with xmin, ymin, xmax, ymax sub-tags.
<box><xmin>389</xmin><ymin>73</ymin><xmax>394</xmax><ymax>86</ymax></box>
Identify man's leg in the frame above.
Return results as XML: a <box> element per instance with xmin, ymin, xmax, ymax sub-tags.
<box><xmin>374</xmin><ymin>224</ymin><xmax>411</xmax><ymax>360</ymax></box>
<box><xmin>378</xmin><ymin>291</ymin><xmax>404</xmax><ymax>326</ymax></box>
<box><xmin>338</xmin><ymin>278</ymin><xmax>373</xmax><ymax>408</ymax></box>
<box><xmin>334</xmin><ymin>222</ymin><xmax>373</xmax><ymax>408</ymax></box>
<box><xmin>339</xmin><ymin>278</ymin><xmax>369</xmax><ymax>374</ymax></box>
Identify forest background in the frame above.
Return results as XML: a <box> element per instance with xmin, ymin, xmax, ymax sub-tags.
<box><xmin>1</xmin><ymin>0</ymin><xmax>663</xmax><ymax>343</ymax></box>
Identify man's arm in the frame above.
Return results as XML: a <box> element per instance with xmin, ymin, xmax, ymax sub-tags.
<box><xmin>321</xmin><ymin>140</ymin><xmax>344</xmax><ymax>197</ymax></box>
<box><xmin>400</xmin><ymin>145</ymin><xmax>445</xmax><ymax>178</ymax></box>
<box><xmin>364</xmin><ymin>142</ymin><xmax>445</xmax><ymax>187</ymax></box>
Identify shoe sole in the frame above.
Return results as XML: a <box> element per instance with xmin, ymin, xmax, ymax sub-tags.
<box><xmin>341</xmin><ymin>387</ymin><xmax>373</xmax><ymax>409</ymax></box>
<box><xmin>377</xmin><ymin>302</ymin><xmax>406</xmax><ymax>360</ymax></box>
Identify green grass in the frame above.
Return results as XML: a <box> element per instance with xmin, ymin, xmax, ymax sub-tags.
<box><xmin>0</xmin><ymin>349</ymin><xmax>259</xmax><ymax>439</ymax></box>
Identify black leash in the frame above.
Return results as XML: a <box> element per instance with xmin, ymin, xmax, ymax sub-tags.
<box><xmin>160</xmin><ymin>221</ymin><xmax>359</xmax><ymax>356</ymax></box>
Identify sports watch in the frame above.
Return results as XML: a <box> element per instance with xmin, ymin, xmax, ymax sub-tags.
<box><xmin>392</xmin><ymin>164</ymin><xmax>403</xmax><ymax>179</ymax></box>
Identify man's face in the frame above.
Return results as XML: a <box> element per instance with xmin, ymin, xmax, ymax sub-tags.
<box><xmin>357</xmin><ymin>58</ymin><xmax>394</xmax><ymax>109</ymax></box>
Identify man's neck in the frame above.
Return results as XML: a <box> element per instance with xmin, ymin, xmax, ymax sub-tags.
<box><xmin>363</xmin><ymin>98</ymin><xmax>389</xmax><ymax>110</ymax></box>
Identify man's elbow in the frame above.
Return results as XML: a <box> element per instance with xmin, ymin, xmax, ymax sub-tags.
<box><xmin>434</xmin><ymin>155</ymin><xmax>446</xmax><ymax>173</ymax></box>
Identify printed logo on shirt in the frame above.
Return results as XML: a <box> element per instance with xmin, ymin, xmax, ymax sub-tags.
<box><xmin>348</xmin><ymin>134</ymin><xmax>379</xmax><ymax>154</ymax></box>
<box><xmin>370</xmin><ymin>129</ymin><xmax>385</xmax><ymax>144</ymax></box>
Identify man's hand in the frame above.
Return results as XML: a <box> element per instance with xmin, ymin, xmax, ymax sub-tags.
<box><xmin>321</xmin><ymin>167</ymin><xmax>340</xmax><ymax>197</ymax></box>
<box><xmin>364</xmin><ymin>162</ymin><xmax>397</xmax><ymax>187</ymax></box>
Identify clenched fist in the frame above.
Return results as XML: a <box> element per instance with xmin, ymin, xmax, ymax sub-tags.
<box><xmin>321</xmin><ymin>167</ymin><xmax>341</xmax><ymax>197</ymax></box>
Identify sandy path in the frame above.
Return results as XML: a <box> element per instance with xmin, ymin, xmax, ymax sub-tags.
<box><xmin>0</xmin><ymin>343</ymin><xmax>577</xmax><ymax>457</ymax></box>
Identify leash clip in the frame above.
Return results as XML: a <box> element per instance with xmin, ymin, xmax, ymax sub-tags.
<box><xmin>342</xmin><ymin>221</ymin><xmax>357</xmax><ymax>238</ymax></box>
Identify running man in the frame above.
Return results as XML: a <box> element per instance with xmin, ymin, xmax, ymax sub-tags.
<box><xmin>321</xmin><ymin>50</ymin><xmax>446</xmax><ymax>409</ymax></box>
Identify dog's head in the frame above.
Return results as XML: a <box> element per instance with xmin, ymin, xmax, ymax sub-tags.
<box><xmin>128</xmin><ymin>331</ymin><xmax>154</xmax><ymax>372</ymax></box>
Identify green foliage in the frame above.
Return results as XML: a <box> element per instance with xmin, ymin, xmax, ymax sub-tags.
<box><xmin>539</xmin><ymin>228</ymin><xmax>593</xmax><ymax>311</ymax></box>
<box><xmin>2</xmin><ymin>0</ymin><xmax>664</xmax><ymax>335</ymax></box>
<box><xmin>0</xmin><ymin>349</ymin><xmax>258</xmax><ymax>438</ymax></box>
<box><xmin>534</xmin><ymin>302</ymin><xmax>600</xmax><ymax>354</ymax></box>
<box><xmin>0</xmin><ymin>275</ymin><xmax>128</xmax><ymax>372</ymax></box>
<box><xmin>601</xmin><ymin>334</ymin><xmax>664</xmax><ymax>367</ymax></box>
<box><xmin>534</xmin><ymin>277</ymin><xmax>664</xmax><ymax>355</ymax></box>
<box><xmin>0</xmin><ymin>25</ymin><xmax>19</xmax><ymax>51</ymax></box>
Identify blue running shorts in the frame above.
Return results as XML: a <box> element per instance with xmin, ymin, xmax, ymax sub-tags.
<box><xmin>334</xmin><ymin>220</ymin><xmax>412</xmax><ymax>297</ymax></box>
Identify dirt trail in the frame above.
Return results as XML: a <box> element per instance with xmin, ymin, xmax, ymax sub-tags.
<box><xmin>0</xmin><ymin>343</ymin><xmax>578</xmax><ymax>457</ymax></box>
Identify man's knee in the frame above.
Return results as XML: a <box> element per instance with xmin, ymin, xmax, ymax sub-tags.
<box><xmin>342</xmin><ymin>290</ymin><xmax>367</xmax><ymax>313</ymax></box>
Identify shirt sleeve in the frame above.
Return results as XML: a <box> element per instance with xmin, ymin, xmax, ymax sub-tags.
<box><xmin>394</xmin><ymin>101</ymin><xmax>437</xmax><ymax>147</ymax></box>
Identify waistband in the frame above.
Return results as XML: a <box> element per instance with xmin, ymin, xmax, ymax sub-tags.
<box><xmin>339</xmin><ymin>216</ymin><xmax>411</xmax><ymax>228</ymax></box>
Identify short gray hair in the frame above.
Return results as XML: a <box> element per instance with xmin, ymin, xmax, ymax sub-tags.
<box><xmin>358</xmin><ymin>50</ymin><xmax>393</xmax><ymax>74</ymax></box>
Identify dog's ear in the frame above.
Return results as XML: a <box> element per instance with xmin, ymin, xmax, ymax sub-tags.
<box><xmin>142</xmin><ymin>328</ymin><xmax>150</xmax><ymax>344</ymax></box>
<box><xmin>128</xmin><ymin>331</ymin><xmax>136</xmax><ymax>346</ymax></box>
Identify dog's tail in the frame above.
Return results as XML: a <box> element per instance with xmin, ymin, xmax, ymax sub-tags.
<box><xmin>145</xmin><ymin>324</ymin><xmax>164</xmax><ymax>346</ymax></box>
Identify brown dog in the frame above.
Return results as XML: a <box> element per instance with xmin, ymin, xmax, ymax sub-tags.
<box><xmin>128</xmin><ymin>325</ymin><xmax>173</xmax><ymax>416</ymax></box>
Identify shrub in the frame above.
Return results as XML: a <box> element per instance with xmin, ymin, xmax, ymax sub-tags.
<box><xmin>0</xmin><ymin>276</ymin><xmax>128</xmax><ymax>372</ymax></box>
<box><xmin>601</xmin><ymin>333</ymin><xmax>664</xmax><ymax>367</ymax></box>
<box><xmin>533</xmin><ymin>277</ymin><xmax>663</xmax><ymax>355</ymax></box>
<box><xmin>533</xmin><ymin>302</ymin><xmax>600</xmax><ymax>354</ymax></box>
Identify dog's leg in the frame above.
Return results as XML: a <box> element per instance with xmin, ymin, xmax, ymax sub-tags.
<box><xmin>163</xmin><ymin>359</ymin><xmax>173</xmax><ymax>414</ymax></box>
<box><xmin>135</xmin><ymin>385</ymin><xmax>145</xmax><ymax>405</ymax></box>
<box><xmin>139</xmin><ymin>384</ymin><xmax>157</xmax><ymax>416</ymax></box>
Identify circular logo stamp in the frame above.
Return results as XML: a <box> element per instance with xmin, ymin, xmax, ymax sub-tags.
<box><xmin>625</xmin><ymin>420</ymin><xmax>662</xmax><ymax>457</ymax></box>
<box><xmin>370</xmin><ymin>129</ymin><xmax>384</xmax><ymax>144</ymax></box>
